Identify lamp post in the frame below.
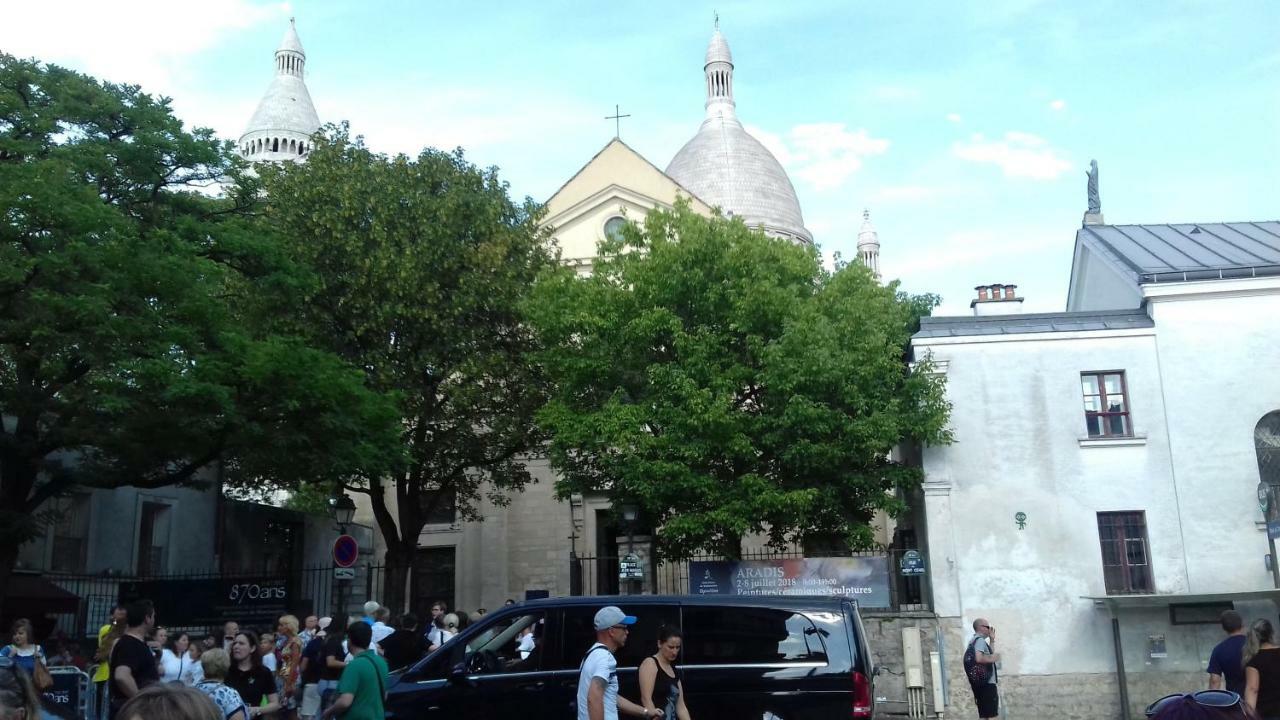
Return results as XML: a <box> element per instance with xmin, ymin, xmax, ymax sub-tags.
<box><xmin>621</xmin><ymin>503</ymin><xmax>639</xmax><ymax>595</ymax></box>
<box><xmin>330</xmin><ymin>492</ymin><xmax>357</xmax><ymax>618</ymax></box>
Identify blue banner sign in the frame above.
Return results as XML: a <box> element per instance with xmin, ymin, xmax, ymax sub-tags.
<box><xmin>689</xmin><ymin>556</ymin><xmax>891</xmax><ymax>607</ymax></box>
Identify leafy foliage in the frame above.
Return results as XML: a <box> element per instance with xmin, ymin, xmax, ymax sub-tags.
<box><xmin>253</xmin><ymin>126</ymin><xmax>557</xmax><ymax>601</ymax></box>
<box><xmin>528</xmin><ymin>204</ymin><xmax>951</xmax><ymax>558</ymax></box>
<box><xmin>0</xmin><ymin>56</ymin><xmax>402</xmax><ymax>586</ymax></box>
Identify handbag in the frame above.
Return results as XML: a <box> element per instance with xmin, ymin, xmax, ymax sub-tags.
<box><xmin>33</xmin><ymin>655</ymin><xmax>53</xmax><ymax>691</ymax></box>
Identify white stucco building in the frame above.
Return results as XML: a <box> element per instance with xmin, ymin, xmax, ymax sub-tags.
<box><xmin>914</xmin><ymin>219</ymin><xmax>1280</xmax><ymax>719</ymax></box>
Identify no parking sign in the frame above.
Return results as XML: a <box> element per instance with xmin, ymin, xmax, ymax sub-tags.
<box><xmin>333</xmin><ymin>534</ymin><xmax>359</xmax><ymax>567</ymax></box>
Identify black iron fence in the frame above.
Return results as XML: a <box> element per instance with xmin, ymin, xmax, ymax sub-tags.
<box><xmin>571</xmin><ymin>547</ymin><xmax>931</xmax><ymax>613</ymax></box>
<box><xmin>41</xmin><ymin>564</ymin><xmax>337</xmax><ymax>639</ymax></box>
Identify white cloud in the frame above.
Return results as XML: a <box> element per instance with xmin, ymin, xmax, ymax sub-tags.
<box><xmin>750</xmin><ymin>123</ymin><xmax>890</xmax><ymax>191</ymax></box>
<box><xmin>1049</xmin><ymin>99</ymin><xmax>1067</xmax><ymax>111</ymax></box>
<box><xmin>0</xmin><ymin>1</ymin><xmax>289</xmax><ymax>93</ymax></box>
<box><xmin>946</xmin><ymin>113</ymin><xmax>964</xmax><ymax>123</ymax></box>
<box><xmin>952</xmin><ymin>131</ymin><xmax>1071</xmax><ymax>180</ymax></box>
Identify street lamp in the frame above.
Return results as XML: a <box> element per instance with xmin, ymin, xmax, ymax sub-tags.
<box><xmin>331</xmin><ymin>492</ymin><xmax>356</xmax><ymax>530</ymax></box>
<box><xmin>620</xmin><ymin>504</ymin><xmax>639</xmax><ymax>525</ymax></box>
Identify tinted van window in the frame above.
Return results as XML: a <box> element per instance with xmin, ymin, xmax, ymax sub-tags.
<box><xmin>550</xmin><ymin>604</ymin><xmax>680</xmax><ymax>670</ymax></box>
<box><xmin>682</xmin><ymin>607</ymin><xmax>827</xmax><ymax>665</ymax></box>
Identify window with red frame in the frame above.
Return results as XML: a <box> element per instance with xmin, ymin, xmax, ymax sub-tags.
<box><xmin>1097</xmin><ymin>511</ymin><xmax>1154</xmax><ymax>594</ymax></box>
<box><xmin>1081</xmin><ymin>371</ymin><xmax>1132</xmax><ymax>438</ymax></box>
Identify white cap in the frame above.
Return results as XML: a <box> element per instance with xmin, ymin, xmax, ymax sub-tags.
<box><xmin>593</xmin><ymin>606</ymin><xmax>637</xmax><ymax>632</ymax></box>
<box><xmin>363</xmin><ymin>601</ymin><xmax>380</xmax><ymax>615</ymax></box>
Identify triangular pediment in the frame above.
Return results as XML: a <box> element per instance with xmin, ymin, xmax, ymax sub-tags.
<box><xmin>543</xmin><ymin>139</ymin><xmax>711</xmax><ymax>269</ymax></box>
<box><xmin>545</xmin><ymin>138</ymin><xmax>709</xmax><ymax>220</ymax></box>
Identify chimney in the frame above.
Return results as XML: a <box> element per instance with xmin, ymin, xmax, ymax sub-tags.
<box><xmin>971</xmin><ymin>284</ymin><xmax>1025</xmax><ymax>316</ymax></box>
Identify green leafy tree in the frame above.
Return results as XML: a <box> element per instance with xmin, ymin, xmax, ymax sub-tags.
<box><xmin>528</xmin><ymin>205</ymin><xmax>951</xmax><ymax>558</ymax></box>
<box><xmin>0</xmin><ymin>56</ymin><xmax>402</xmax><ymax>602</ymax></box>
<box><xmin>254</xmin><ymin>127</ymin><xmax>557</xmax><ymax>612</ymax></box>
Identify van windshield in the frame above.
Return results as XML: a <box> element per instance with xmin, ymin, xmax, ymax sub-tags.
<box><xmin>458</xmin><ymin>612</ymin><xmax>545</xmax><ymax>675</ymax></box>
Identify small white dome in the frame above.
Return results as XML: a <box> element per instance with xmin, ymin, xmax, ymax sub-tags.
<box><xmin>243</xmin><ymin>76</ymin><xmax>320</xmax><ymax>138</ymax></box>
<box><xmin>705</xmin><ymin>30</ymin><xmax>732</xmax><ymax>66</ymax></box>
<box><xmin>239</xmin><ymin>19</ymin><xmax>320</xmax><ymax>163</ymax></box>
<box><xmin>278</xmin><ymin>18</ymin><xmax>305</xmax><ymax>55</ymax></box>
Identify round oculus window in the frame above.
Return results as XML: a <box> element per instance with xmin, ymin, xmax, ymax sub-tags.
<box><xmin>604</xmin><ymin>216</ymin><xmax>628</xmax><ymax>242</ymax></box>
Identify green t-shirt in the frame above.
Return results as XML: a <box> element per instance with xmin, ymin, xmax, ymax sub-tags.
<box><xmin>336</xmin><ymin>650</ymin><xmax>388</xmax><ymax>720</ymax></box>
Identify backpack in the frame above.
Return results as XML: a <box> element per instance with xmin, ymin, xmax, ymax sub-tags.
<box><xmin>963</xmin><ymin>638</ymin><xmax>989</xmax><ymax>690</ymax></box>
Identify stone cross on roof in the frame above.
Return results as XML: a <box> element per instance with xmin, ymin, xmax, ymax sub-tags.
<box><xmin>605</xmin><ymin>104</ymin><xmax>631</xmax><ymax>139</ymax></box>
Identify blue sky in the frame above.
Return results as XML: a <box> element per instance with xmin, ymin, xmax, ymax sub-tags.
<box><xmin>5</xmin><ymin>0</ymin><xmax>1277</xmax><ymax>314</ymax></box>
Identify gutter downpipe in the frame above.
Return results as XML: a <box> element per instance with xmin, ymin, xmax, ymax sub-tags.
<box><xmin>1110</xmin><ymin>602</ymin><xmax>1131</xmax><ymax>720</ymax></box>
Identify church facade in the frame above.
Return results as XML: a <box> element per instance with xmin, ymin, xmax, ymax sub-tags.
<box><xmin>348</xmin><ymin>26</ymin><xmax>893</xmax><ymax>612</ymax></box>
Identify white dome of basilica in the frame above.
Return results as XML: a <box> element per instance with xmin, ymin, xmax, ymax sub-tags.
<box><xmin>665</xmin><ymin>27</ymin><xmax>812</xmax><ymax>244</ymax></box>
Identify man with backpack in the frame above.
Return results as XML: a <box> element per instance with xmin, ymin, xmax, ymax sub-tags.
<box><xmin>964</xmin><ymin>618</ymin><xmax>1000</xmax><ymax>719</ymax></box>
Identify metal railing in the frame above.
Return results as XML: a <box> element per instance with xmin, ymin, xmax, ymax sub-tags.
<box><xmin>571</xmin><ymin>547</ymin><xmax>932</xmax><ymax>613</ymax></box>
<box><xmin>39</xmin><ymin>564</ymin><xmax>338</xmax><ymax>639</ymax></box>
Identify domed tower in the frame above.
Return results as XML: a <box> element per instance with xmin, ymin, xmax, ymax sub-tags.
<box><xmin>665</xmin><ymin>24</ymin><xmax>812</xmax><ymax>244</ymax></box>
<box><xmin>239</xmin><ymin>18</ymin><xmax>321</xmax><ymax>163</ymax></box>
<box><xmin>857</xmin><ymin>209</ymin><xmax>881</xmax><ymax>278</ymax></box>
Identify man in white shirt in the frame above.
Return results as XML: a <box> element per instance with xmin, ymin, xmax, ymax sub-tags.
<box><xmin>576</xmin><ymin>606</ymin><xmax>660</xmax><ymax>720</ymax></box>
<box><xmin>370</xmin><ymin>607</ymin><xmax>394</xmax><ymax>647</ymax></box>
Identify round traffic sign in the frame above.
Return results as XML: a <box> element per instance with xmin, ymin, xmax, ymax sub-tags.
<box><xmin>333</xmin><ymin>535</ymin><xmax>359</xmax><ymax>568</ymax></box>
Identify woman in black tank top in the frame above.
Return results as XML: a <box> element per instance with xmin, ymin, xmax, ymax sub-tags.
<box><xmin>638</xmin><ymin>625</ymin><xmax>692</xmax><ymax>720</ymax></box>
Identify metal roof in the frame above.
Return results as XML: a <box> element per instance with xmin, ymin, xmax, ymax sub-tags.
<box><xmin>914</xmin><ymin>309</ymin><xmax>1154</xmax><ymax>339</ymax></box>
<box><xmin>1079</xmin><ymin>221</ymin><xmax>1280</xmax><ymax>283</ymax></box>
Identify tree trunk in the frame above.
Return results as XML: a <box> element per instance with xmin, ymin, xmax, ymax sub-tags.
<box><xmin>382</xmin><ymin>542</ymin><xmax>414</xmax><ymax>616</ymax></box>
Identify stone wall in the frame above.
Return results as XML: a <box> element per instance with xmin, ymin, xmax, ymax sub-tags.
<box><xmin>868</xmin><ymin>614</ymin><xmax>1205</xmax><ymax>720</ymax></box>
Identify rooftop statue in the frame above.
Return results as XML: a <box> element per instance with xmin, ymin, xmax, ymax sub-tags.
<box><xmin>1086</xmin><ymin>159</ymin><xmax>1101</xmax><ymax>215</ymax></box>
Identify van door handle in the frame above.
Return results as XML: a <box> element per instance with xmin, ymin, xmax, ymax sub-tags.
<box><xmin>523</xmin><ymin>681</ymin><xmax>545</xmax><ymax>691</ymax></box>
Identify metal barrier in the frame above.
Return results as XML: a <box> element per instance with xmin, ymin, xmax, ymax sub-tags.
<box><xmin>42</xmin><ymin>666</ymin><xmax>91</xmax><ymax>720</ymax></box>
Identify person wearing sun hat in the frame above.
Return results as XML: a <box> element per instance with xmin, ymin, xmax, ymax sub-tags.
<box><xmin>576</xmin><ymin>606</ymin><xmax>661</xmax><ymax>720</ymax></box>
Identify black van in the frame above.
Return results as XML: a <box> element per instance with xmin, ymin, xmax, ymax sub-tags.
<box><xmin>384</xmin><ymin>594</ymin><xmax>875</xmax><ymax>720</ymax></box>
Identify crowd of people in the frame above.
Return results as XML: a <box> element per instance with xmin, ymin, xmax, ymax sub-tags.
<box><xmin>53</xmin><ymin>596</ymin><xmax>498</xmax><ymax>720</ymax></box>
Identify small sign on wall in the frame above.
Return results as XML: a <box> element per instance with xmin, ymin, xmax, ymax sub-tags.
<box><xmin>1148</xmin><ymin>634</ymin><xmax>1167</xmax><ymax>659</ymax></box>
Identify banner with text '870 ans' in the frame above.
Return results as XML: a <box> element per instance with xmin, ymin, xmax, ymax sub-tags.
<box><xmin>119</xmin><ymin>577</ymin><xmax>290</xmax><ymax>629</ymax></box>
<box><xmin>689</xmin><ymin>557</ymin><xmax>891</xmax><ymax>608</ymax></box>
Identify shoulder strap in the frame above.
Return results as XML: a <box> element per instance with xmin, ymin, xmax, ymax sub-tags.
<box><xmin>356</xmin><ymin>653</ymin><xmax>385</xmax><ymax>699</ymax></box>
<box><xmin>579</xmin><ymin>644</ymin><xmax>610</xmax><ymax>670</ymax></box>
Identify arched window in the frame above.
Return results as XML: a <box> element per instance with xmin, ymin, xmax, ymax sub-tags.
<box><xmin>297</xmin><ymin>143</ymin><xmax>304</xmax><ymax>156</ymax></box>
<box><xmin>272</xmin><ymin>138</ymin><xmax>279</xmax><ymax>152</ymax></box>
<box><xmin>1257</xmin><ymin>412</ymin><xmax>1280</xmax><ymax>488</ymax></box>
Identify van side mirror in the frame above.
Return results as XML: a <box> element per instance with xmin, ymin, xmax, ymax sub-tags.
<box><xmin>448</xmin><ymin>663</ymin><xmax>473</xmax><ymax>686</ymax></box>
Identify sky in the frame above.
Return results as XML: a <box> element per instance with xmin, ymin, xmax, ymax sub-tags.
<box><xmin>4</xmin><ymin>0</ymin><xmax>1277</xmax><ymax>314</ymax></box>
